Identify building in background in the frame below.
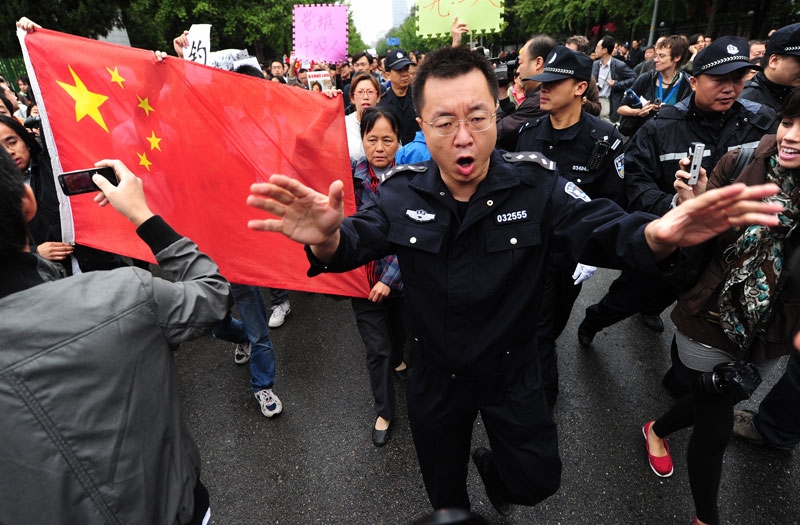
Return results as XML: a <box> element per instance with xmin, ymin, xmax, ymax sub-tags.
<box><xmin>392</xmin><ymin>0</ymin><xmax>410</xmax><ymax>28</ymax></box>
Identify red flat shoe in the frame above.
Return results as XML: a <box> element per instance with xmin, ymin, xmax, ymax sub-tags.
<box><xmin>642</xmin><ymin>420</ymin><xmax>673</xmax><ymax>477</ymax></box>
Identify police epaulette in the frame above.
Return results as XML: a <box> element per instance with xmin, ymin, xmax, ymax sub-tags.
<box><xmin>385</xmin><ymin>164</ymin><xmax>428</xmax><ymax>180</ymax></box>
<box><xmin>502</xmin><ymin>151</ymin><xmax>556</xmax><ymax>171</ymax></box>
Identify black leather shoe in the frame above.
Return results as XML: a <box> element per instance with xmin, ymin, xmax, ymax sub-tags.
<box><xmin>372</xmin><ymin>420</ymin><xmax>390</xmax><ymax>447</ymax></box>
<box><xmin>471</xmin><ymin>447</ymin><xmax>512</xmax><ymax>516</ymax></box>
<box><xmin>640</xmin><ymin>313</ymin><xmax>664</xmax><ymax>332</ymax></box>
<box><xmin>577</xmin><ymin>321</ymin><xmax>595</xmax><ymax>347</ymax></box>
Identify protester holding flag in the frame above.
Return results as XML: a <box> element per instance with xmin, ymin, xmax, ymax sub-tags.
<box><xmin>16</xmin><ymin>16</ymin><xmax>364</xmax><ymax>297</ymax></box>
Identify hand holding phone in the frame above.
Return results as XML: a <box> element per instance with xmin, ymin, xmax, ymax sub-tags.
<box><xmin>686</xmin><ymin>142</ymin><xmax>705</xmax><ymax>186</ymax></box>
<box><xmin>58</xmin><ymin>167</ymin><xmax>118</xmax><ymax>196</ymax></box>
<box><xmin>91</xmin><ymin>160</ymin><xmax>155</xmax><ymax>227</ymax></box>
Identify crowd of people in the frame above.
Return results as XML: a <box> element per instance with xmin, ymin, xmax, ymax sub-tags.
<box><xmin>2</xmin><ymin>12</ymin><xmax>800</xmax><ymax>525</ymax></box>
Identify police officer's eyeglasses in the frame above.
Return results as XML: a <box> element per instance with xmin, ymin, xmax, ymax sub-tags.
<box><xmin>422</xmin><ymin>111</ymin><xmax>496</xmax><ymax>136</ymax></box>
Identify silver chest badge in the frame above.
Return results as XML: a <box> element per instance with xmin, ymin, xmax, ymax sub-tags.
<box><xmin>406</xmin><ymin>209</ymin><xmax>436</xmax><ymax>222</ymax></box>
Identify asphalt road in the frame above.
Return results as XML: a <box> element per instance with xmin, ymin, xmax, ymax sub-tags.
<box><xmin>174</xmin><ymin>269</ymin><xmax>800</xmax><ymax>524</ymax></box>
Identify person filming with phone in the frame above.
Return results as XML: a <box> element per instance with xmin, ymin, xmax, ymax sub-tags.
<box><xmin>642</xmin><ymin>87</ymin><xmax>800</xmax><ymax>525</ymax></box>
<box><xmin>0</xmin><ymin>149</ymin><xmax>232</xmax><ymax>523</ymax></box>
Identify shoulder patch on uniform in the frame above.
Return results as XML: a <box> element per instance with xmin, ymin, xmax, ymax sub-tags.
<box><xmin>503</xmin><ymin>151</ymin><xmax>556</xmax><ymax>171</ymax></box>
<box><xmin>614</xmin><ymin>154</ymin><xmax>624</xmax><ymax>178</ymax></box>
<box><xmin>565</xmin><ymin>181</ymin><xmax>591</xmax><ymax>202</ymax></box>
<box><xmin>385</xmin><ymin>164</ymin><xmax>428</xmax><ymax>179</ymax></box>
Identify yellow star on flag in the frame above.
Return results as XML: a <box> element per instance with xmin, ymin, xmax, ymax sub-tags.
<box><xmin>137</xmin><ymin>151</ymin><xmax>152</xmax><ymax>172</ymax></box>
<box><xmin>146</xmin><ymin>131</ymin><xmax>162</xmax><ymax>151</ymax></box>
<box><xmin>57</xmin><ymin>65</ymin><xmax>109</xmax><ymax>132</ymax></box>
<box><xmin>107</xmin><ymin>66</ymin><xmax>125</xmax><ymax>89</ymax></box>
<box><xmin>137</xmin><ymin>96</ymin><xmax>154</xmax><ymax>116</ymax></box>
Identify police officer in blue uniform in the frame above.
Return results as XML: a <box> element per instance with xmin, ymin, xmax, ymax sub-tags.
<box><xmin>516</xmin><ymin>47</ymin><xmax>626</xmax><ymax>407</ymax></box>
<box><xmin>246</xmin><ymin>46</ymin><xmax>783</xmax><ymax>517</ymax></box>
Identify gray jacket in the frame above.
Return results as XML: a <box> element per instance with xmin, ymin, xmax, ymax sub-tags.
<box><xmin>0</xmin><ymin>218</ymin><xmax>231</xmax><ymax>524</ymax></box>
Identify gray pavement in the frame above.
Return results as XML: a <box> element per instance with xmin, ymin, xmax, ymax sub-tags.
<box><xmin>175</xmin><ymin>269</ymin><xmax>800</xmax><ymax>524</ymax></box>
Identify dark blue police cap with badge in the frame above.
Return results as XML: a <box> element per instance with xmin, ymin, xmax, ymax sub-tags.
<box><xmin>528</xmin><ymin>45</ymin><xmax>592</xmax><ymax>83</ymax></box>
<box><xmin>766</xmin><ymin>23</ymin><xmax>800</xmax><ymax>57</ymax></box>
<box><xmin>693</xmin><ymin>36</ymin><xmax>761</xmax><ymax>75</ymax></box>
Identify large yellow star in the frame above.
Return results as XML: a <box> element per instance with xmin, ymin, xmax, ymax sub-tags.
<box><xmin>137</xmin><ymin>151</ymin><xmax>152</xmax><ymax>172</ymax></box>
<box><xmin>106</xmin><ymin>66</ymin><xmax>125</xmax><ymax>89</ymax></box>
<box><xmin>137</xmin><ymin>95</ymin><xmax>154</xmax><ymax>116</ymax></box>
<box><xmin>57</xmin><ymin>65</ymin><xmax>109</xmax><ymax>132</ymax></box>
<box><xmin>146</xmin><ymin>131</ymin><xmax>162</xmax><ymax>151</ymax></box>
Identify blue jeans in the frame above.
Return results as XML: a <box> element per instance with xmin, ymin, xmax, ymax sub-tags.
<box><xmin>213</xmin><ymin>284</ymin><xmax>276</xmax><ymax>392</ymax></box>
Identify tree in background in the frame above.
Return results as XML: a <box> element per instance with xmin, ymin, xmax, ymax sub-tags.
<box><xmin>377</xmin><ymin>5</ymin><xmax>449</xmax><ymax>56</ymax></box>
<box><xmin>1</xmin><ymin>0</ymin><xmax>368</xmax><ymax>65</ymax></box>
<box><xmin>0</xmin><ymin>0</ymin><xmax>130</xmax><ymax>57</ymax></box>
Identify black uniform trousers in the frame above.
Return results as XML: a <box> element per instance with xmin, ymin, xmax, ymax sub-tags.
<box><xmin>755</xmin><ymin>352</ymin><xmax>800</xmax><ymax>449</ymax></box>
<box><xmin>351</xmin><ymin>297</ymin><xmax>407</xmax><ymax>422</ymax></box>
<box><xmin>581</xmin><ymin>267</ymin><xmax>675</xmax><ymax>334</ymax></box>
<box><xmin>406</xmin><ymin>354</ymin><xmax>561</xmax><ymax>510</ymax></box>
<box><xmin>538</xmin><ymin>256</ymin><xmax>584</xmax><ymax>406</ymax></box>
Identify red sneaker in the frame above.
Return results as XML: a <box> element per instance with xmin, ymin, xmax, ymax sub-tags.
<box><xmin>642</xmin><ymin>421</ymin><xmax>673</xmax><ymax>477</ymax></box>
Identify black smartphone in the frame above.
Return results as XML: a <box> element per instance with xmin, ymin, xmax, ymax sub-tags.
<box><xmin>58</xmin><ymin>167</ymin><xmax>118</xmax><ymax>196</ymax></box>
<box><xmin>686</xmin><ymin>142</ymin><xmax>705</xmax><ymax>186</ymax></box>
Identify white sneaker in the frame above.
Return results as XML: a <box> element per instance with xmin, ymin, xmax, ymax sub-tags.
<box><xmin>233</xmin><ymin>342</ymin><xmax>251</xmax><ymax>365</ymax></box>
<box><xmin>268</xmin><ymin>301</ymin><xmax>291</xmax><ymax>328</ymax></box>
<box><xmin>254</xmin><ymin>389</ymin><xmax>283</xmax><ymax>417</ymax></box>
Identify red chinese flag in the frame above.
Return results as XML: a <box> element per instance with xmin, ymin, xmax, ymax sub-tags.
<box><xmin>19</xmin><ymin>28</ymin><xmax>368</xmax><ymax>298</ymax></box>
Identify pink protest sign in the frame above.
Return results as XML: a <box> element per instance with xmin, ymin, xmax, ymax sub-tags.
<box><xmin>293</xmin><ymin>4</ymin><xmax>349</xmax><ymax>63</ymax></box>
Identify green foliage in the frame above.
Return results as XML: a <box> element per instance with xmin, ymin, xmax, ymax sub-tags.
<box><xmin>348</xmin><ymin>11</ymin><xmax>367</xmax><ymax>55</ymax></box>
<box><xmin>377</xmin><ymin>5</ymin><xmax>449</xmax><ymax>56</ymax></box>
<box><xmin>2</xmin><ymin>0</ymin><xmax>795</xmax><ymax>69</ymax></box>
<box><xmin>124</xmin><ymin>0</ymin><xmax>369</xmax><ymax>63</ymax></box>
<box><xmin>0</xmin><ymin>0</ymin><xmax>130</xmax><ymax>56</ymax></box>
<box><xmin>512</xmin><ymin>0</ymin><xmax>657</xmax><ymax>40</ymax></box>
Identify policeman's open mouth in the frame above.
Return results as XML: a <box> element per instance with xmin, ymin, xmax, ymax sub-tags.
<box><xmin>456</xmin><ymin>156</ymin><xmax>474</xmax><ymax>167</ymax></box>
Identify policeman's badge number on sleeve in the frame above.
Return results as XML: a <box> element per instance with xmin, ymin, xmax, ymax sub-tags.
<box><xmin>496</xmin><ymin>210</ymin><xmax>529</xmax><ymax>223</ymax></box>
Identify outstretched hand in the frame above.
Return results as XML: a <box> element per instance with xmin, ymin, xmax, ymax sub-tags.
<box><xmin>645</xmin><ymin>182</ymin><xmax>783</xmax><ymax>259</ymax></box>
<box><xmin>247</xmin><ymin>175</ymin><xmax>345</xmax><ymax>262</ymax></box>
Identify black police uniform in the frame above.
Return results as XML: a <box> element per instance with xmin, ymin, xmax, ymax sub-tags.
<box><xmin>378</xmin><ymin>87</ymin><xmax>419</xmax><ymax>146</ymax></box>
<box><xmin>306</xmin><ymin>150</ymin><xmax>674</xmax><ymax>510</ymax></box>
<box><xmin>625</xmin><ymin>95</ymin><xmax>774</xmax><ymax>216</ymax></box>
<box><xmin>580</xmin><ymin>95</ymin><xmax>776</xmax><ymax>339</ymax></box>
<box><xmin>518</xmin><ymin>112</ymin><xmax>625</xmax><ymax>203</ymax></box>
<box><xmin>516</xmin><ymin>112</ymin><xmax>625</xmax><ymax>405</ymax></box>
<box><xmin>740</xmin><ymin>71</ymin><xmax>792</xmax><ymax>118</ymax></box>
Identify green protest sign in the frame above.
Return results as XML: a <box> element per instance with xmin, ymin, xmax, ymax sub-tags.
<box><xmin>416</xmin><ymin>0</ymin><xmax>504</xmax><ymax>38</ymax></box>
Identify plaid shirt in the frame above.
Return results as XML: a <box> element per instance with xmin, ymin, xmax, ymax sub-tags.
<box><xmin>352</xmin><ymin>158</ymin><xmax>403</xmax><ymax>294</ymax></box>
